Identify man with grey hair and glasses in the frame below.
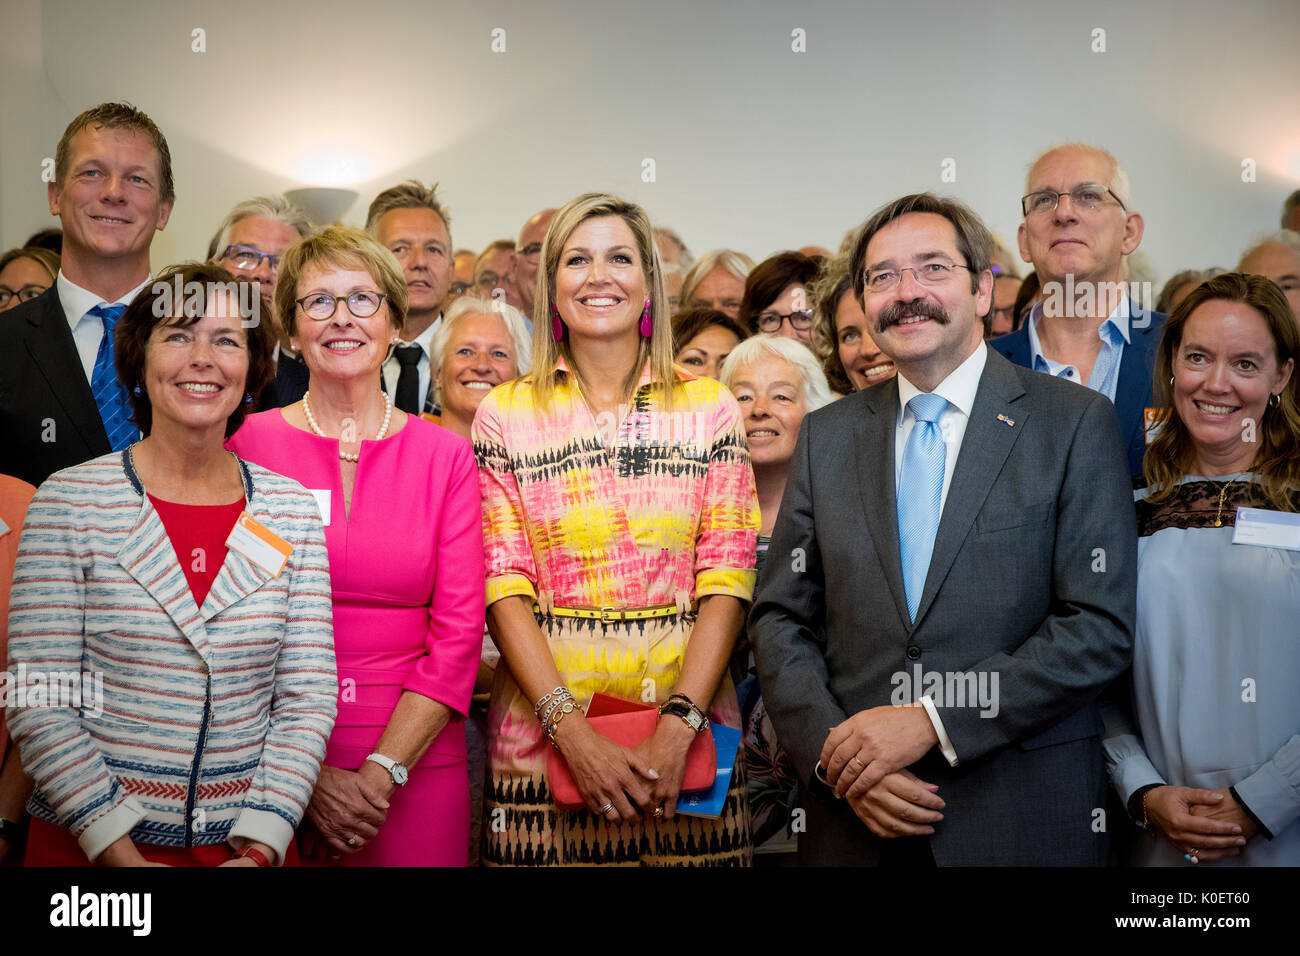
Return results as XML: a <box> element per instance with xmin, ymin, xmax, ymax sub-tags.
<box><xmin>992</xmin><ymin>143</ymin><xmax>1165</xmax><ymax>480</ymax></box>
<box><xmin>208</xmin><ymin>195</ymin><xmax>314</xmax><ymax>407</ymax></box>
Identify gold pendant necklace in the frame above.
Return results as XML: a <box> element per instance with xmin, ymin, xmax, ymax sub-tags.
<box><xmin>1214</xmin><ymin>477</ymin><xmax>1236</xmax><ymax>527</ymax></box>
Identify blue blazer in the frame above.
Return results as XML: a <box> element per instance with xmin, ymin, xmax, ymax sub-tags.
<box><xmin>992</xmin><ymin>309</ymin><xmax>1166</xmax><ymax>479</ymax></box>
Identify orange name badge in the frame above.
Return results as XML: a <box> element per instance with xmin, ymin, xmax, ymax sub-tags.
<box><xmin>224</xmin><ymin>512</ymin><xmax>293</xmax><ymax>577</ymax></box>
<box><xmin>1144</xmin><ymin>407</ymin><xmax>1169</xmax><ymax>446</ymax></box>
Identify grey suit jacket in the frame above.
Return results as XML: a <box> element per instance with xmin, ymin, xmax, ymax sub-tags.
<box><xmin>749</xmin><ymin>348</ymin><xmax>1137</xmax><ymax>865</ymax></box>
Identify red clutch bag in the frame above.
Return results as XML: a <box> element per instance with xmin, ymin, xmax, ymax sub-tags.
<box><xmin>546</xmin><ymin>693</ymin><xmax>717</xmax><ymax>809</ymax></box>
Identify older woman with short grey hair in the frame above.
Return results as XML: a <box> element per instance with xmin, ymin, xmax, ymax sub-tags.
<box><xmin>429</xmin><ymin>296</ymin><xmax>531</xmax><ymax>438</ymax></box>
<box><xmin>719</xmin><ymin>335</ymin><xmax>832</xmax><ymax>858</ymax></box>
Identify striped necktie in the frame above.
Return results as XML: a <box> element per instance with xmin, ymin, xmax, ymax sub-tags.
<box><xmin>897</xmin><ymin>392</ymin><xmax>948</xmax><ymax>622</ymax></box>
<box><xmin>89</xmin><ymin>304</ymin><xmax>137</xmax><ymax>451</ymax></box>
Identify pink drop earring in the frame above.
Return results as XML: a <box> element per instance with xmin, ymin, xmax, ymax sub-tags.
<box><xmin>551</xmin><ymin>305</ymin><xmax>564</xmax><ymax>342</ymax></box>
<box><xmin>639</xmin><ymin>299</ymin><xmax>652</xmax><ymax>338</ymax></box>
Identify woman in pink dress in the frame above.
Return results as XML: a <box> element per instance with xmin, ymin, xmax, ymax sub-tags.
<box><xmin>228</xmin><ymin>226</ymin><xmax>484</xmax><ymax>866</ymax></box>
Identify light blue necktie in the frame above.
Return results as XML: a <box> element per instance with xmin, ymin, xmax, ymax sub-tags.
<box><xmin>89</xmin><ymin>304</ymin><xmax>137</xmax><ymax>451</ymax></box>
<box><xmin>897</xmin><ymin>393</ymin><xmax>948</xmax><ymax>622</ymax></box>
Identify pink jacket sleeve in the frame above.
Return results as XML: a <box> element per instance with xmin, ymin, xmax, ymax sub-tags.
<box><xmin>400</xmin><ymin>436</ymin><xmax>485</xmax><ymax>718</ymax></box>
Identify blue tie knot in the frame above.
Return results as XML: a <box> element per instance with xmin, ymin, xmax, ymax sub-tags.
<box><xmin>90</xmin><ymin>303</ymin><xmax>127</xmax><ymax>331</ymax></box>
<box><xmin>908</xmin><ymin>392</ymin><xmax>948</xmax><ymax>424</ymax></box>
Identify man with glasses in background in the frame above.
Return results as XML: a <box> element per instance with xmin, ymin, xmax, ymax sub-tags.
<box><xmin>207</xmin><ymin>195</ymin><xmax>314</xmax><ymax>407</ymax></box>
<box><xmin>992</xmin><ymin>143</ymin><xmax>1165</xmax><ymax>480</ymax></box>
<box><xmin>472</xmin><ymin>239</ymin><xmax>524</xmax><ymax>310</ymax></box>
<box><xmin>509</xmin><ymin>207</ymin><xmax>556</xmax><ymax>327</ymax></box>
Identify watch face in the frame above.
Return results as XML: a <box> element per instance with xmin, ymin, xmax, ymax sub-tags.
<box><xmin>393</xmin><ymin>764</ymin><xmax>409</xmax><ymax>786</ymax></box>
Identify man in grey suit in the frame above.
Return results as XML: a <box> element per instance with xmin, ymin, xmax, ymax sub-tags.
<box><xmin>749</xmin><ymin>193</ymin><xmax>1136</xmax><ymax>866</ymax></box>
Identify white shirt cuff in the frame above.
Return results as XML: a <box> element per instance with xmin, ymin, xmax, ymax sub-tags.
<box><xmin>919</xmin><ymin>695</ymin><xmax>959</xmax><ymax>767</ymax></box>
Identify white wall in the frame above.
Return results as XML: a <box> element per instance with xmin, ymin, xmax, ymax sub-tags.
<box><xmin>3</xmin><ymin>0</ymin><xmax>1298</xmax><ymax>285</ymax></box>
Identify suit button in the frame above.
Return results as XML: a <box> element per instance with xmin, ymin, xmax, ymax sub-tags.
<box><xmin>906</xmin><ymin>645</ymin><xmax>921</xmax><ymax>661</ymax></box>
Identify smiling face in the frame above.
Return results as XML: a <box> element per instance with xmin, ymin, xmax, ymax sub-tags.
<box><xmin>48</xmin><ymin>125</ymin><xmax>173</xmax><ymax>272</ymax></box>
<box><xmin>729</xmin><ymin>354</ymin><xmax>809</xmax><ymax>468</ymax></box>
<box><xmin>291</xmin><ymin>263</ymin><xmax>399</xmax><ymax>385</ymax></box>
<box><xmin>144</xmin><ymin>291</ymin><xmax>248</xmax><ymax>438</ymax></box>
<box><xmin>689</xmin><ymin>266</ymin><xmax>745</xmax><ymax>318</ymax></box>
<box><xmin>0</xmin><ymin>256</ymin><xmax>54</xmax><ymax>312</ymax></box>
<box><xmin>833</xmin><ymin>289</ymin><xmax>895</xmax><ymax>389</ymax></box>
<box><xmin>436</xmin><ymin>311</ymin><xmax>519</xmax><ymax>423</ymax></box>
<box><xmin>863</xmin><ymin>212</ymin><xmax>991</xmax><ymax>390</ymax></box>
<box><xmin>1173</xmin><ymin>299</ymin><xmax>1294</xmax><ymax>474</ymax></box>
<box><xmin>555</xmin><ymin>215</ymin><xmax>647</xmax><ymax>344</ymax></box>
<box><xmin>375</xmin><ymin>207</ymin><xmax>452</xmax><ymax>323</ymax></box>
<box><xmin>1016</xmin><ymin>146</ymin><xmax>1141</xmax><ymax>287</ymax></box>
<box><xmin>676</xmin><ymin>324</ymin><xmax>740</xmax><ymax>380</ymax></box>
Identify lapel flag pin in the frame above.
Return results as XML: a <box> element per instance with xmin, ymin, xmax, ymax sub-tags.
<box><xmin>996</xmin><ymin>413</ymin><xmax>1015</xmax><ymax>427</ymax></box>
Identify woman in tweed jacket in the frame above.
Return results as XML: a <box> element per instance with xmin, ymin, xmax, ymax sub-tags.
<box><xmin>6</xmin><ymin>264</ymin><xmax>337</xmax><ymax>867</ymax></box>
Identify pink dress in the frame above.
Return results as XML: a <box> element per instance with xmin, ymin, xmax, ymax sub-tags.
<box><xmin>228</xmin><ymin>410</ymin><xmax>484</xmax><ymax>865</ymax></box>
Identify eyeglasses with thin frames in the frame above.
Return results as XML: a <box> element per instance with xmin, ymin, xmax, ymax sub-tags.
<box><xmin>219</xmin><ymin>244</ymin><xmax>282</xmax><ymax>273</ymax></box>
<box><xmin>296</xmin><ymin>290</ymin><xmax>387</xmax><ymax>321</ymax></box>
<box><xmin>864</xmin><ymin>262</ymin><xmax>972</xmax><ymax>294</ymax></box>
<box><xmin>1021</xmin><ymin>184</ymin><xmax>1127</xmax><ymax>218</ymax></box>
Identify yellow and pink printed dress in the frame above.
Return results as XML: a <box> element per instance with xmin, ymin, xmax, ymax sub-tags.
<box><xmin>471</xmin><ymin>359</ymin><xmax>759</xmax><ymax>865</ymax></box>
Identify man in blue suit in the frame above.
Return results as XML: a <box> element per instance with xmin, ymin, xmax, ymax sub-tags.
<box><xmin>993</xmin><ymin>144</ymin><xmax>1163</xmax><ymax>480</ymax></box>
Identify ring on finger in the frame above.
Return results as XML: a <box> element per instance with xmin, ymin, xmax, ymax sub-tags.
<box><xmin>653</xmin><ymin>806</ymin><xmax>664</xmax><ymax>819</ymax></box>
<box><xmin>598</xmin><ymin>803</ymin><xmax>616</xmax><ymax>817</ymax></box>
<box><xmin>345</xmin><ymin>834</ymin><xmax>357</xmax><ymax>847</ymax></box>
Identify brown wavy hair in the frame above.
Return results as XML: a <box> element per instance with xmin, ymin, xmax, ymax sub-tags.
<box><xmin>1143</xmin><ymin>272</ymin><xmax>1300</xmax><ymax>511</ymax></box>
<box><xmin>115</xmin><ymin>263</ymin><xmax>274</xmax><ymax>437</ymax></box>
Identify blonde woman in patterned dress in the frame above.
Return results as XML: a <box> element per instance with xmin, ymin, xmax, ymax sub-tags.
<box><xmin>471</xmin><ymin>193</ymin><xmax>759</xmax><ymax>866</ymax></box>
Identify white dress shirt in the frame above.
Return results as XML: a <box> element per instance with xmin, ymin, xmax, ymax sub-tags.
<box><xmin>892</xmin><ymin>340</ymin><xmax>988</xmax><ymax>767</ymax></box>
<box><xmin>380</xmin><ymin>315</ymin><xmax>441</xmax><ymax>410</ymax></box>
<box><xmin>58</xmin><ymin>271</ymin><xmax>152</xmax><ymax>382</ymax></box>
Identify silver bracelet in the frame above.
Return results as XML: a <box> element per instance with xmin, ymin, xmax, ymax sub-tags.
<box><xmin>538</xmin><ymin>689</ymin><xmax>575</xmax><ymax>727</ymax></box>
<box><xmin>533</xmin><ymin>685</ymin><xmax>567</xmax><ymax>715</ymax></box>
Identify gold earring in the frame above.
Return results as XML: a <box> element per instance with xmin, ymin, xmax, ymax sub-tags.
<box><xmin>1169</xmin><ymin>376</ymin><xmax>1174</xmax><ymax>386</ymax></box>
<box><xmin>1270</xmin><ymin>392</ymin><xmax>1281</xmax><ymax>408</ymax></box>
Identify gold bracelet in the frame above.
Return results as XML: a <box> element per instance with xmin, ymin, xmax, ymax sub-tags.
<box><xmin>546</xmin><ymin>699</ymin><xmax>577</xmax><ymax>750</ymax></box>
<box><xmin>1140</xmin><ymin>787</ymin><xmax>1156</xmax><ymax>831</ymax></box>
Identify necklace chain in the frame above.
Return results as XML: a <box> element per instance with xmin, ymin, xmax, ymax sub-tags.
<box><xmin>1214</xmin><ymin>477</ymin><xmax>1237</xmax><ymax>527</ymax></box>
<box><xmin>301</xmin><ymin>391</ymin><xmax>394</xmax><ymax>462</ymax></box>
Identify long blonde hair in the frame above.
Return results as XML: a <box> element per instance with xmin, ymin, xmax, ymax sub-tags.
<box><xmin>526</xmin><ymin>193</ymin><xmax>678</xmax><ymax>411</ymax></box>
<box><xmin>1144</xmin><ymin>272</ymin><xmax>1300</xmax><ymax>511</ymax></box>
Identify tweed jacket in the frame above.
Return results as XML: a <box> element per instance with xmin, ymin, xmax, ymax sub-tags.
<box><xmin>6</xmin><ymin>450</ymin><xmax>338</xmax><ymax>863</ymax></box>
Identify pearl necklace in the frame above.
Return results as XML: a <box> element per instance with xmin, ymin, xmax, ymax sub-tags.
<box><xmin>301</xmin><ymin>390</ymin><xmax>393</xmax><ymax>463</ymax></box>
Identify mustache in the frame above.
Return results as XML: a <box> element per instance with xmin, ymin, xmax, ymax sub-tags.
<box><xmin>876</xmin><ymin>299</ymin><xmax>950</xmax><ymax>334</ymax></box>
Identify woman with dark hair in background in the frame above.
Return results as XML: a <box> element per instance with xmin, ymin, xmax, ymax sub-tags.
<box><xmin>737</xmin><ymin>251</ymin><xmax>821</xmax><ymax>346</ymax></box>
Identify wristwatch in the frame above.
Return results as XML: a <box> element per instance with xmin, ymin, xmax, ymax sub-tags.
<box><xmin>364</xmin><ymin>752</ymin><xmax>409</xmax><ymax>786</ymax></box>
<box><xmin>658</xmin><ymin>698</ymin><xmax>709</xmax><ymax>734</ymax></box>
